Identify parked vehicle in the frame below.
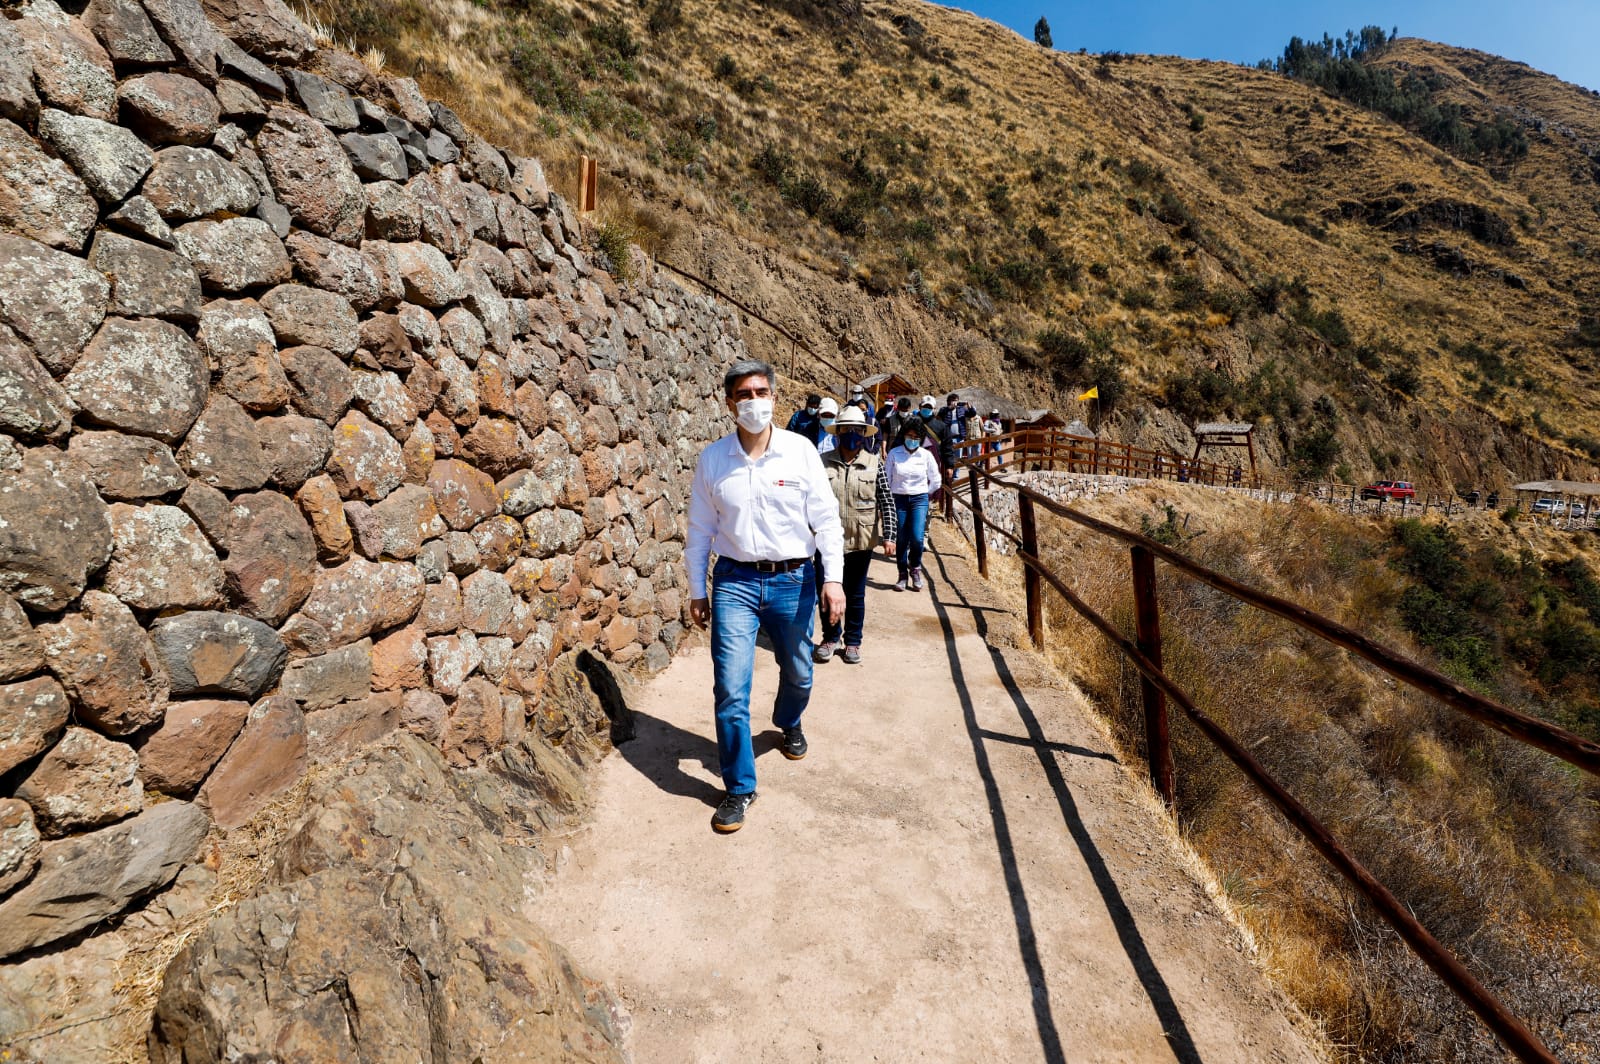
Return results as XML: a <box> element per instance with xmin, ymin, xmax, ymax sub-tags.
<box><xmin>1359</xmin><ymin>480</ymin><xmax>1416</xmax><ymax>501</ymax></box>
<box><xmin>1531</xmin><ymin>498</ymin><xmax>1588</xmax><ymax>518</ymax></box>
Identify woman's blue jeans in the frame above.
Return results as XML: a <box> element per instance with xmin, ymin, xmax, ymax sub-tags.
<box><xmin>893</xmin><ymin>492</ymin><xmax>929</xmax><ymax>577</ymax></box>
<box><xmin>709</xmin><ymin>556</ymin><xmax>816</xmax><ymax>795</ymax></box>
<box><xmin>820</xmin><ymin>549</ymin><xmax>873</xmax><ymax>647</ymax></box>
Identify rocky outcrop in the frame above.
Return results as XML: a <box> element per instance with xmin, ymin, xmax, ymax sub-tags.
<box><xmin>149</xmin><ymin>733</ymin><xmax>627</xmax><ymax>1063</ymax></box>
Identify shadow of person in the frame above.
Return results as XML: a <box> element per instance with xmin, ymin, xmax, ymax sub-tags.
<box><xmin>612</xmin><ymin>709</ymin><xmax>726</xmax><ymax>808</ymax></box>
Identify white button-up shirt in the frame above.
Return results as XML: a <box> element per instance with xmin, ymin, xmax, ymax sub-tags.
<box><xmin>886</xmin><ymin>444</ymin><xmax>941</xmax><ymax>495</ymax></box>
<box><xmin>686</xmin><ymin>428</ymin><xmax>845</xmax><ymax>599</ymax></box>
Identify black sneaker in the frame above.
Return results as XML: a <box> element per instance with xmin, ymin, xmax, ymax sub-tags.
<box><xmin>712</xmin><ymin>791</ymin><xmax>757</xmax><ymax>833</ymax></box>
<box><xmin>780</xmin><ymin>726</ymin><xmax>808</xmax><ymax>761</ymax></box>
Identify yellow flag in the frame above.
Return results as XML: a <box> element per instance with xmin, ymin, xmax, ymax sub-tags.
<box><xmin>1077</xmin><ymin>386</ymin><xmax>1099</xmax><ymax>401</ymax></box>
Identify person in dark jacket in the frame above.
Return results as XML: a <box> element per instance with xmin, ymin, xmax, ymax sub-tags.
<box><xmin>786</xmin><ymin>394</ymin><xmax>822</xmax><ymax>445</ymax></box>
<box><xmin>880</xmin><ymin>395</ymin><xmax>917</xmax><ymax>451</ymax></box>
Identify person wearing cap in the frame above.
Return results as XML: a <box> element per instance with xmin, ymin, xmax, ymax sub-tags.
<box><xmin>881</xmin><ymin>395</ymin><xmax>917</xmax><ymax>450</ymax></box>
<box><xmin>815</xmin><ymin>397</ymin><xmax>840</xmax><ymax>455</ymax></box>
<box><xmin>687</xmin><ymin>359</ymin><xmax>846</xmax><ymax>833</ymax></box>
<box><xmin>886</xmin><ymin>418</ymin><xmax>941</xmax><ymax>591</ymax></box>
<box><xmin>786</xmin><ymin>393</ymin><xmax>823</xmax><ymax>445</ymax></box>
<box><xmin>849</xmin><ymin>383</ymin><xmax>875</xmax><ymax>422</ymax></box>
<box><xmin>814</xmin><ymin>406</ymin><xmax>896</xmax><ymax>664</ymax></box>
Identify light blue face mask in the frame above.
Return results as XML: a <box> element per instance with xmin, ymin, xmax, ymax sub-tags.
<box><xmin>820</xmin><ymin>417</ymin><xmax>836</xmax><ymax>428</ymax></box>
<box><xmin>905</xmin><ymin>438</ymin><xmax>921</xmax><ymax>452</ymax></box>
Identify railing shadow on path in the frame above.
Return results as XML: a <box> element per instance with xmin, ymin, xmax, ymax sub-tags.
<box><xmin>925</xmin><ymin>543</ymin><xmax>1205</xmax><ymax>1064</ymax></box>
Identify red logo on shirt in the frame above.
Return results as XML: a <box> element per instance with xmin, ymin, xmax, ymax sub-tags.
<box><xmin>774</xmin><ymin>479</ymin><xmax>801</xmax><ymax>488</ymax></box>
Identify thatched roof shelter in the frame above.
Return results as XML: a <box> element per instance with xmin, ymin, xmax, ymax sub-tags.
<box><xmin>855</xmin><ymin>373</ymin><xmax>918</xmax><ymax>405</ymax></box>
<box><xmin>1512</xmin><ymin>480</ymin><xmax>1600</xmax><ymax>497</ymax></box>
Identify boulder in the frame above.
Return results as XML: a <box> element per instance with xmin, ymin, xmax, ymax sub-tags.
<box><xmin>294</xmin><ymin>474</ymin><xmax>352</xmax><ymax>562</ymax></box>
<box><xmin>136</xmin><ymin>698</ymin><xmax>249</xmax><ymax>795</ymax></box>
<box><xmin>463</xmin><ymin>417</ymin><xmax>528</xmax><ymax>480</ymax></box>
<box><xmin>13</xmin><ymin>14</ymin><xmax>116</xmax><ymax>122</ymax></box>
<box><xmin>391</xmin><ymin>241</ymin><xmax>464</xmax><ymax>306</ymax></box>
<box><xmin>67</xmin><ymin>430</ymin><xmax>187</xmax><ymax>500</ymax></box>
<box><xmin>298</xmin><ymin>558</ymin><xmax>424</xmax><ymax>648</ymax></box>
<box><xmin>215</xmin><ymin>79</ymin><xmax>264</xmax><ymax>119</ymax></box>
<box><xmin>279</xmin><ymin>344</ymin><xmax>353</xmax><ymax>425</ymax></box>
<box><xmin>371</xmin><ymin>626</ymin><xmax>428</xmax><ymax>691</ymax></box>
<box><xmin>284</xmin><ymin>231</ymin><xmax>381</xmax><ymax>310</ymax></box>
<box><xmin>0</xmin><ymin>118</ymin><xmax>98</xmax><ymax>250</ymax></box>
<box><xmin>198</xmin><ymin>0</ymin><xmax>315</xmax><ymax>61</ymax></box>
<box><xmin>364</xmin><ymin>180</ymin><xmax>421</xmax><ymax>241</ymax></box>
<box><xmin>327</xmin><ymin>410</ymin><xmax>405</xmax><ymax>501</ymax></box>
<box><xmin>417</xmin><ymin>574</ymin><xmax>462</xmax><ymax>634</ymax></box>
<box><xmin>303</xmin><ymin>689</ymin><xmax>401</xmax><ymax>762</ymax></box>
<box><xmin>0</xmin><ymin>233</ymin><xmax>110</xmax><ymax>374</ymax></box>
<box><xmin>0</xmin><ymin>800</ymin><xmax>208</xmax><ymax>960</ymax></box>
<box><xmin>443</xmin><ymin>676</ymin><xmax>504</xmax><ymax>766</ymax></box>
<box><xmin>0</xmin><ymin>594</ymin><xmax>43</xmax><ymax>683</ymax></box>
<box><xmin>147</xmin><ymin>735</ymin><xmax>627</xmax><ymax>1063</ymax></box>
<box><xmin>221</xmin><ymin>491</ymin><xmax>317</xmax><ymax>624</ymax></box>
<box><xmin>87</xmin><ymin>231</ymin><xmax>203</xmax><ymax>322</ymax></box>
<box><xmin>197</xmin><ymin>696</ymin><xmax>306</xmax><ymax>829</ymax></box>
<box><xmin>177</xmin><ymin>394</ymin><xmax>271</xmax><ymax>491</ymax></box>
<box><xmin>199</xmin><ymin>299</ymin><xmax>290</xmax><ymax>412</ymax></box>
<box><xmin>150</xmin><ymin>610</ymin><xmax>286</xmax><ymax>699</ymax></box>
<box><xmin>261</xmin><ymin>283</ymin><xmax>358</xmax><ymax>354</ymax></box>
<box><xmin>341</xmin><ymin>131</ymin><xmax>408</xmax><ymax>181</ymax></box>
<box><xmin>102</xmin><ymin>504</ymin><xmax>225</xmax><ymax>611</ymax></box>
<box><xmin>428</xmin><ymin>458</ymin><xmax>499</xmax><ymax>530</ymax></box>
<box><xmin>0</xmin><ymin>328</ymin><xmax>75</xmax><ymax>440</ymax></box>
<box><xmin>63</xmin><ymin>317</ymin><xmax>208</xmax><ymax>442</ymax></box>
<box><xmin>361</xmin><ymin>482</ymin><xmax>438</xmax><ymax>558</ymax></box>
<box><xmin>179</xmin><ymin>480</ymin><xmax>232</xmax><ymax>548</ymax></box>
<box><xmin>140</xmin><ymin>0</ymin><xmax>224</xmax><ymax>84</ymax></box>
<box><xmin>461</xmin><ymin>570</ymin><xmax>514</xmax><ymax>636</ymax></box>
<box><xmin>106</xmin><ymin>194</ymin><xmax>177</xmax><ymax>247</ymax></box>
<box><xmin>0</xmin><ymin>19</ymin><xmax>40</xmax><ymax>125</ymax></box>
<box><xmin>0</xmin><ymin>676</ymin><xmax>71</xmax><ymax>776</ymax></box>
<box><xmin>285</xmin><ymin>69</ymin><xmax>357</xmax><ymax>129</ymax></box>
<box><xmin>257</xmin><ymin>106</ymin><xmax>366</xmax><ymax>244</ymax></box>
<box><xmin>0</xmin><ymin>449</ymin><xmax>112</xmax><ymax>612</ymax></box>
<box><xmin>141</xmin><ymin>145</ymin><xmax>261</xmax><ymax>220</ymax></box>
<box><xmin>257</xmin><ymin>413</ymin><xmax>330</xmax><ymax>490</ymax></box>
<box><xmin>278</xmin><ymin>638</ymin><xmax>371</xmax><ymax>710</ymax></box>
<box><xmin>358</xmin><ymin>311</ymin><xmax>414</xmax><ymax>369</ymax></box>
<box><xmin>426</xmin><ymin>631</ymin><xmax>480</xmax><ymax>698</ymax></box>
<box><xmin>351</xmin><ymin>368</ymin><xmax>419</xmax><ymax>437</ymax></box>
<box><xmin>15</xmin><ymin>727</ymin><xmax>143</xmax><ymax>835</ymax></box>
<box><xmin>37</xmin><ymin>591</ymin><xmax>169</xmax><ymax>736</ymax></box>
<box><xmin>0</xmin><ymin>798</ymin><xmax>39</xmax><ymax>896</ymax></box>
<box><xmin>83</xmin><ymin>0</ymin><xmax>177</xmax><ymax>66</ymax></box>
<box><xmin>117</xmin><ymin>72</ymin><xmax>220</xmax><ymax>145</ymax></box>
<box><xmin>172</xmin><ymin>216</ymin><xmax>293</xmax><ymax>292</ymax></box>
<box><xmin>37</xmin><ymin>108</ymin><xmax>153</xmax><ymax>202</ymax></box>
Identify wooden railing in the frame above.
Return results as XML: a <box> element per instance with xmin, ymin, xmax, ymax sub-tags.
<box><xmin>947</xmin><ymin>440</ymin><xmax>1600</xmax><ymax>1064</ymax></box>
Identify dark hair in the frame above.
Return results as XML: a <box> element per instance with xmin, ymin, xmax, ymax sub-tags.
<box><xmin>901</xmin><ymin>420</ymin><xmax>927</xmax><ymax>440</ymax></box>
<box><xmin>896</xmin><ymin>397</ymin><xmax>911</xmax><ymax>410</ymax></box>
<box><xmin>947</xmin><ymin>393</ymin><xmax>958</xmax><ymax>402</ymax></box>
<box><xmin>804</xmin><ymin>393</ymin><xmax>821</xmax><ymax>405</ymax></box>
<box><xmin>723</xmin><ymin>359</ymin><xmax>774</xmax><ymax>397</ymax></box>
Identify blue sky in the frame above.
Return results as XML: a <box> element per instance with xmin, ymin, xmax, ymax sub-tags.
<box><xmin>955</xmin><ymin>1</ymin><xmax>1600</xmax><ymax>91</ymax></box>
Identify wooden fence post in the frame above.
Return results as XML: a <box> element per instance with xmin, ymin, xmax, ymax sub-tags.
<box><xmin>1018</xmin><ymin>494</ymin><xmax>1044</xmax><ymax>649</ymax></box>
<box><xmin>1131</xmin><ymin>546</ymin><xmax>1175</xmax><ymax>808</ymax></box>
<box><xmin>969</xmin><ymin>467</ymin><xmax>988</xmax><ymax>579</ymax></box>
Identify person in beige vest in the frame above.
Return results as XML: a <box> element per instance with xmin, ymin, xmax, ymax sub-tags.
<box><xmin>814</xmin><ymin>406</ymin><xmax>896</xmax><ymax>665</ymax></box>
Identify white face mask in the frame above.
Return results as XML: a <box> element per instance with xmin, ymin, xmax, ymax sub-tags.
<box><xmin>735</xmin><ymin>397</ymin><xmax>773</xmax><ymax>434</ymax></box>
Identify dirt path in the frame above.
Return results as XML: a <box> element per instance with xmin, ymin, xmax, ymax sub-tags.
<box><xmin>543</xmin><ymin>530</ymin><xmax>1324</xmax><ymax>1063</ymax></box>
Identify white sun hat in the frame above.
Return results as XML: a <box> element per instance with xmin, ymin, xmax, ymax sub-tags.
<box><xmin>824</xmin><ymin>406</ymin><xmax>877</xmax><ymax>435</ymax></box>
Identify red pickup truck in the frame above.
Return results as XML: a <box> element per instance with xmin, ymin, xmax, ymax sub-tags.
<box><xmin>1359</xmin><ymin>480</ymin><xmax>1416</xmax><ymax>501</ymax></box>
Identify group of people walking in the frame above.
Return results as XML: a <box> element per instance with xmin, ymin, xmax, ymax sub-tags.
<box><xmin>686</xmin><ymin>360</ymin><xmax>997</xmax><ymax>832</ymax></box>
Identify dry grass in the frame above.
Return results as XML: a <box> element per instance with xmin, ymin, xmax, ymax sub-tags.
<box><xmin>96</xmin><ymin>772</ymin><xmax>323</xmax><ymax>1064</ymax></box>
<box><xmin>1010</xmin><ymin>484</ymin><xmax>1600</xmax><ymax>1061</ymax></box>
<box><xmin>293</xmin><ymin>0</ymin><xmax>1600</xmax><ymax>488</ymax></box>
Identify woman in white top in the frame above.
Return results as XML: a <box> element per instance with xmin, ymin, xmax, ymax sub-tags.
<box><xmin>884</xmin><ymin>419</ymin><xmax>942</xmax><ymax>591</ymax></box>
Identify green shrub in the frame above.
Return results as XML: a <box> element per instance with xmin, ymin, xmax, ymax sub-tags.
<box><xmin>714</xmin><ymin>53</ymin><xmax>737</xmax><ymax>79</ymax></box>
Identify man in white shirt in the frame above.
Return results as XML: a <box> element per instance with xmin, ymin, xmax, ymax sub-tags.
<box><xmin>687</xmin><ymin>360</ymin><xmax>846</xmax><ymax>833</ymax></box>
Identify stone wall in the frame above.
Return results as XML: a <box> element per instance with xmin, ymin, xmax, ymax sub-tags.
<box><xmin>0</xmin><ymin>0</ymin><xmax>738</xmax><ymax>975</ymax></box>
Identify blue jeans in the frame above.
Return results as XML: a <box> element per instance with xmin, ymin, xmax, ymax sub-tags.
<box><xmin>820</xmin><ymin>549</ymin><xmax>873</xmax><ymax>647</ymax></box>
<box><xmin>893</xmin><ymin>493</ymin><xmax>929</xmax><ymax>577</ymax></box>
<box><xmin>710</xmin><ymin>557</ymin><xmax>816</xmax><ymax>795</ymax></box>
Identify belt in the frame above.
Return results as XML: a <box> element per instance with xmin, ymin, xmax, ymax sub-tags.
<box><xmin>728</xmin><ymin>557</ymin><xmax>809</xmax><ymax>573</ymax></box>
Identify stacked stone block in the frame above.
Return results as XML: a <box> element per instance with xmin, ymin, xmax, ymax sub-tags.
<box><xmin>0</xmin><ymin>0</ymin><xmax>734</xmax><ymax>957</ymax></box>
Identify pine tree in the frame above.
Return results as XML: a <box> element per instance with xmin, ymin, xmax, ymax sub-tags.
<box><xmin>1034</xmin><ymin>16</ymin><xmax>1052</xmax><ymax>49</ymax></box>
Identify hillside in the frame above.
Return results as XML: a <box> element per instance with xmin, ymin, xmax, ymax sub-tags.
<box><xmin>294</xmin><ymin>0</ymin><xmax>1600</xmax><ymax>490</ymax></box>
